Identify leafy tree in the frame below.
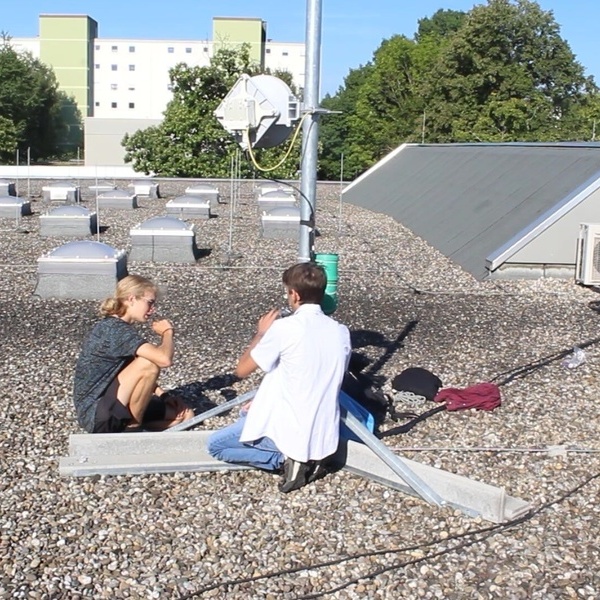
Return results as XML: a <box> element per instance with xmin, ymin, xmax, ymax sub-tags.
<box><xmin>423</xmin><ymin>0</ymin><xmax>594</xmax><ymax>142</ymax></box>
<box><xmin>415</xmin><ymin>9</ymin><xmax>467</xmax><ymax>42</ymax></box>
<box><xmin>347</xmin><ymin>36</ymin><xmax>425</xmax><ymax>171</ymax></box>
<box><xmin>0</xmin><ymin>41</ymin><xmax>67</xmax><ymax>162</ymax></box>
<box><xmin>0</xmin><ymin>116</ymin><xmax>18</xmax><ymax>160</ymax></box>
<box><xmin>318</xmin><ymin>9</ymin><xmax>464</xmax><ymax>179</ymax></box>
<box><xmin>319</xmin><ymin>64</ymin><xmax>372</xmax><ymax>180</ymax></box>
<box><xmin>123</xmin><ymin>46</ymin><xmax>301</xmax><ymax>178</ymax></box>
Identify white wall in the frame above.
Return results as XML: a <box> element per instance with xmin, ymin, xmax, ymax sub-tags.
<box><xmin>84</xmin><ymin>117</ymin><xmax>162</xmax><ymax>166</ymax></box>
<box><xmin>93</xmin><ymin>39</ymin><xmax>213</xmax><ymax>119</ymax></box>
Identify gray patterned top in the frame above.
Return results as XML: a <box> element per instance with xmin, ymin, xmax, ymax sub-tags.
<box><xmin>73</xmin><ymin>317</ymin><xmax>146</xmax><ymax>432</ymax></box>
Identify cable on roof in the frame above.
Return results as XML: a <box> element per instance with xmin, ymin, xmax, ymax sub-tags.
<box><xmin>179</xmin><ymin>471</ymin><xmax>600</xmax><ymax>598</ymax></box>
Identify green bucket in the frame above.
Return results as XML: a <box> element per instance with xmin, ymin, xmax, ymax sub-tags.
<box><xmin>315</xmin><ymin>253</ymin><xmax>339</xmax><ymax>315</ymax></box>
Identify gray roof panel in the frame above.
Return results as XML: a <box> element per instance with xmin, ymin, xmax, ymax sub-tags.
<box><xmin>342</xmin><ymin>144</ymin><xmax>600</xmax><ymax>279</ymax></box>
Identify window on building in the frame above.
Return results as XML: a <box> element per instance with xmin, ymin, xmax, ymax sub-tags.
<box><xmin>128</xmin><ymin>86</ymin><xmax>135</xmax><ymax>91</ymax></box>
<box><xmin>203</xmin><ymin>47</ymin><xmax>208</xmax><ymax>52</ymax></box>
<box><xmin>266</xmin><ymin>49</ymin><xmax>271</xmax><ymax>54</ymax></box>
<box><xmin>282</xmin><ymin>51</ymin><xmax>289</xmax><ymax>56</ymax></box>
<box><xmin>167</xmin><ymin>84</ymin><xmax>173</xmax><ymax>91</ymax></box>
<box><xmin>129</xmin><ymin>46</ymin><xmax>135</xmax><ymax>52</ymax></box>
<box><xmin>95</xmin><ymin>44</ymin><xmax>100</xmax><ymax>51</ymax></box>
<box><xmin>111</xmin><ymin>64</ymin><xmax>117</xmax><ymax>71</ymax></box>
<box><xmin>111</xmin><ymin>45</ymin><xmax>118</xmax><ymax>52</ymax></box>
<box><xmin>129</xmin><ymin>102</ymin><xmax>135</xmax><ymax>109</ymax></box>
<box><xmin>111</xmin><ymin>102</ymin><xmax>117</xmax><ymax>108</ymax></box>
<box><xmin>95</xmin><ymin>64</ymin><xmax>100</xmax><ymax>69</ymax></box>
<box><xmin>186</xmin><ymin>47</ymin><xmax>192</xmax><ymax>54</ymax></box>
<box><xmin>168</xmin><ymin>47</ymin><xmax>174</xmax><ymax>53</ymax></box>
<box><xmin>110</xmin><ymin>84</ymin><xmax>118</xmax><ymax>90</ymax></box>
<box><xmin>129</xmin><ymin>64</ymin><xmax>135</xmax><ymax>71</ymax></box>
<box><xmin>95</xmin><ymin>102</ymin><xmax>100</xmax><ymax>107</ymax></box>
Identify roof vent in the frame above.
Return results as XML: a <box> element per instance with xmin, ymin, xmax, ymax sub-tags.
<box><xmin>128</xmin><ymin>180</ymin><xmax>160</xmax><ymax>199</ymax></box>
<box><xmin>185</xmin><ymin>183</ymin><xmax>221</xmax><ymax>205</ymax></box>
<box><xmin>0</xmin><ymin>179</ymin><xmax>16</xmax><ymax>196</ymax></box>
<box><xmin>575</xmin><ymin>223</ymin><xmax>600</xmax><ymax>285</ymax></box>
<box><xmin>166</xmin><ymin>195</ymin><xmax>211</xmax><ymax>219</ymax></box>
<box><xmin>88</xmin><ymin>182</ymin><xmax>117</xmax><ymax>195</ymax></box>
<box><xmin>0</xmin><ymin>196</ymin><xmax>32</xmax><ymax>218</ymax></box>
<box><xmin>35</xmin><ymin>241</ymin><xmax>127</xmax><ymax>299</ymax></box>
<box><xmin>255</xmin><ymin>182</ymin><xmax>294</xmax><ymax>199</ymax></box>
<box><xmin>257</xmin><ymin>189</ymin><xmax>297</xmax><ymax>213</ymax></box>
<box><xmin>97</xmin><ymin>188</ymin><xmax>138</xmax><ymax>209</ymax></box>
<box><xmin>42</xmin><ymin>181</ymin><xmax>81</xmax><ymax>203</ymax></box>
<box><xmin>39</xmin><ymin>205</ymin><xmax>97</xmax><ymax>238</ymax></box>
<box><xmin>129</xmin><ymin>216</ymin><xmax>197</xmax><ymax>263</ymax></box>
<box><xmin>260</xmin><ymin>206</ymin><xmax>300</xmax><ymax>240</ymax></box>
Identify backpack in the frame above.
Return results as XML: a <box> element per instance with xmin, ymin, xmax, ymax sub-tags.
<box><xmin>341</xmin><ymin>369</ymin><xmax>389</xmax><ymax>431</ymax></box>
<box><xmin>391</xmin><ymin>367</ymin><xmax>443</xmax><ymax>401</ymax></box>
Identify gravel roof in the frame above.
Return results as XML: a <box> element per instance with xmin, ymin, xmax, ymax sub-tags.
<box><xmin>1</xmin><ymin>179</ymin><xmax>599</xmax><ymax>599</ymax></box>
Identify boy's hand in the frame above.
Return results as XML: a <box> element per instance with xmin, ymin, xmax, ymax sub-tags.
<box><xmin>257</xmin><ymin>308</ymin><xmax>280</xmax><ymax>335</ymax></box>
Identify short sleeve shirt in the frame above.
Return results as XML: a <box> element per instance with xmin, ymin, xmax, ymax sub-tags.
<box><xmin>240</xmin><ymin>304</ymin><xmax>351</xmax><ymax>462</ymax></box>
<box><xmin>73</xmin><ymin>317</ymin><xmax>146</xmax><ymax>432</ymax></box>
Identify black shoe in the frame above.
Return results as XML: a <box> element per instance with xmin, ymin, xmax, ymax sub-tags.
<box><xmin>278</xmin><ymin>458</ymin><xmax>311</xmax><ymax>493</ymax></box>
<box><xmin>306</xmin><ymin>460</ymin><xmax>331</xmax><ymax>484</ymax></box>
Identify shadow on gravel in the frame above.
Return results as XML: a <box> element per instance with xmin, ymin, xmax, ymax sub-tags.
<box><xmin>350</xmin><ymin>319</ymin><xmax>419</xmax><ymax>384</ymax></box>
<box><xmin>169</xmin><ymin>373</ymin><xmax>239</xmax><ymax>413</ymax></box>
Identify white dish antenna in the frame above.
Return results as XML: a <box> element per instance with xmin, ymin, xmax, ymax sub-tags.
<box><xmin>214</xmin><ymin>74</ymin><xmax>300</xmax><ymax>150</ymax></box>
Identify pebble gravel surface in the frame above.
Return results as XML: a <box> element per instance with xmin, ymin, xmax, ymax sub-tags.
<box><xmin>1</xmin><ymin>179</ymin><xmax>599</xmax><ymax>599</ymax></box>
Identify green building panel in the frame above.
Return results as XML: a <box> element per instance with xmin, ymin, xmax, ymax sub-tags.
<box><xmin>39</xmin><ymin>15</ymin><xmax>97</xmax><ymax>118</ymax></box>
<box><xmin>213</xmin><ymin>17</ymin><xmax>265</xmax><ymax>67</ymax></box>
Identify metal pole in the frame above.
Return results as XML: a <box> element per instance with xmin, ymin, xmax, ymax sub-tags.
<box><xmin>338</xmin><ymin>152</ymin><xmax>344</xmax><ymax>235</ymax></box>
<box><xmin>27</xmin><ymin>148</ymin><xmax>31</xmax><ymax>198</ymax></box>
<box><xmin>228</xmin><ymin>153</ymin><xmax>235</xmax><ymax>254</ymax></box>
<box><xmin>299</xmin><ymin>0</ymin><xmax>322</xmax><ymax>262</ymax></box>
<box><xmin>15</xmin><ymin>149</ymin><xmax>19</xmax><ymax>197</ymax></box>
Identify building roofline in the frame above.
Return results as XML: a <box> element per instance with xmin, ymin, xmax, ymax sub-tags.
<box><xmin>40</xmin><ymin>14</ymin><xmax>97</xmax><ymax>20</ymax></box>
<box><xmin>342</xmin><ymin>144</ymin><xmax>409</xmax><ymax>195</ymax></box>
<box><xmin>213</xmin><ymin>17</ymin><xmax>264</xmax><ymax>22</ymax></box>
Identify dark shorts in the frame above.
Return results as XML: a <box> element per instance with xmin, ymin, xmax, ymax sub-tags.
<box><xmin>93</xmin><ymin>378</ymin><xmax>131</xmax><ymax>433</ymax></box>
<box><xmin>93</xmin><ymin>379</ymin><xmax>167</xmax><ymax>433</ymax></box>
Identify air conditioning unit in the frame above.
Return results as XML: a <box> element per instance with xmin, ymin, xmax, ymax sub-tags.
<box><xmin>575</xmin><ymin>223</ymin><xmax>600</xmax><ymax>285</ymax></box>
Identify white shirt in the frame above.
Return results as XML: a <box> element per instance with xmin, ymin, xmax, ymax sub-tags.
<box><xmin>240</xmin><ymin>303</ymin><xmax>351</xmax><ymax>462</ymax></box>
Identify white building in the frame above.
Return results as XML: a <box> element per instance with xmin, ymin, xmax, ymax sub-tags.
<box><xmin>10</xmin><ymin>14</ymin><xmax>306</xmax><ymax>165</ymax></box>
<box><xmin>91</xmin><ymin>38</ymin><xmax>305</xmax><ymax>120</ymax></box>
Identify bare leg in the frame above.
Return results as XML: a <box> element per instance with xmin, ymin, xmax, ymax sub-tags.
<box><xmin>115</xmin><ymin>356</ymin><xmax>160</xmax><ymax>426</ymax></box>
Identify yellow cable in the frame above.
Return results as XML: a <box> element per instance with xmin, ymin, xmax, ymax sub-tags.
<box><xmin>244</xmin><ymin>111</ymin><xmax>311</xmax><ymax>172</ymax></box>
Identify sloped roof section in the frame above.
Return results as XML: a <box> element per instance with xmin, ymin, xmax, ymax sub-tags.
<box><xmin>342</xmin><ymin>143</ymin><xmax>600</xmax><ymax>279</ymax></box>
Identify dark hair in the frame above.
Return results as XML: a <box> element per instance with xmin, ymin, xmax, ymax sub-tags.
<box><xmin>282</xmin><ymin>262</ymin><xmax>326</xmax><ymax>304</ymax></box>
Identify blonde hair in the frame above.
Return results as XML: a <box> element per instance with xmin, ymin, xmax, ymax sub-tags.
<box><xmin>100</xmin><ymin>275</ymin><xmax>157</xmax><ymax>317</ymax></box>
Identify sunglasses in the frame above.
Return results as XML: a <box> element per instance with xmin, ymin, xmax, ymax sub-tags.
<box><xmin>140</xmin><ymin>297</ymin><xmax>157</xmax><ymax>310</ymax></box>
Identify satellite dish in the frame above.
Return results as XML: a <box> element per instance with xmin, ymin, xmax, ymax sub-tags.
<box><xmin>215</xmin><ymin>74</ymin><xmax>300</xmax><ymax>150</ymax></box>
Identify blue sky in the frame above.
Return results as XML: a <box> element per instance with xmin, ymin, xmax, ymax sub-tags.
<box><xmin>5</xmin><ymin>0</ymin><xmax>599</xmax><ymax>96</ymax></box>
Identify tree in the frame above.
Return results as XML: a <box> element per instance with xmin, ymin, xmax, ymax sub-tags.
<box><xmin>0</xmin><ymin>40</ymin><xmax>67</xmax><ymax>162</ymax></box>
<box><xmin>123</xmin><ymin>46</ymin><xmax>301</xmax><ymax>178</ymax></box>
<box><xmin>348</xmin><ymin>36</ymin><xmax>425</xmax><ymax>171</ymax></box>
<box><xmin>423</xmin><ymin>0</ymin><xmax>594</xmax><ymax>142</ymax></box>
<box><xmin>319</xmin><ymin>64</ymin><xmax>372</xmax><ymax>180</ymax></box>
<box><xmin>318</xmin><ymin>9</ymin><xmax>465</xmax><ymax>179</ymax></box>
<box><xmin>415</xmin><ymin>9</ymin><xmax>467</xmax><ymax>42</ymax></box>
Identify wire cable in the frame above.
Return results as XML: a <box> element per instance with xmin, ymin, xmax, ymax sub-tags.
<box><xmin>245</xmin><ymin>112</ymin><xmax>311</xmax><ymax>173</ymax></box>
<box><xmin>179</xmin><ymin>471</ymin><xmax>600</xmax><ymax>598</ymax></box>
